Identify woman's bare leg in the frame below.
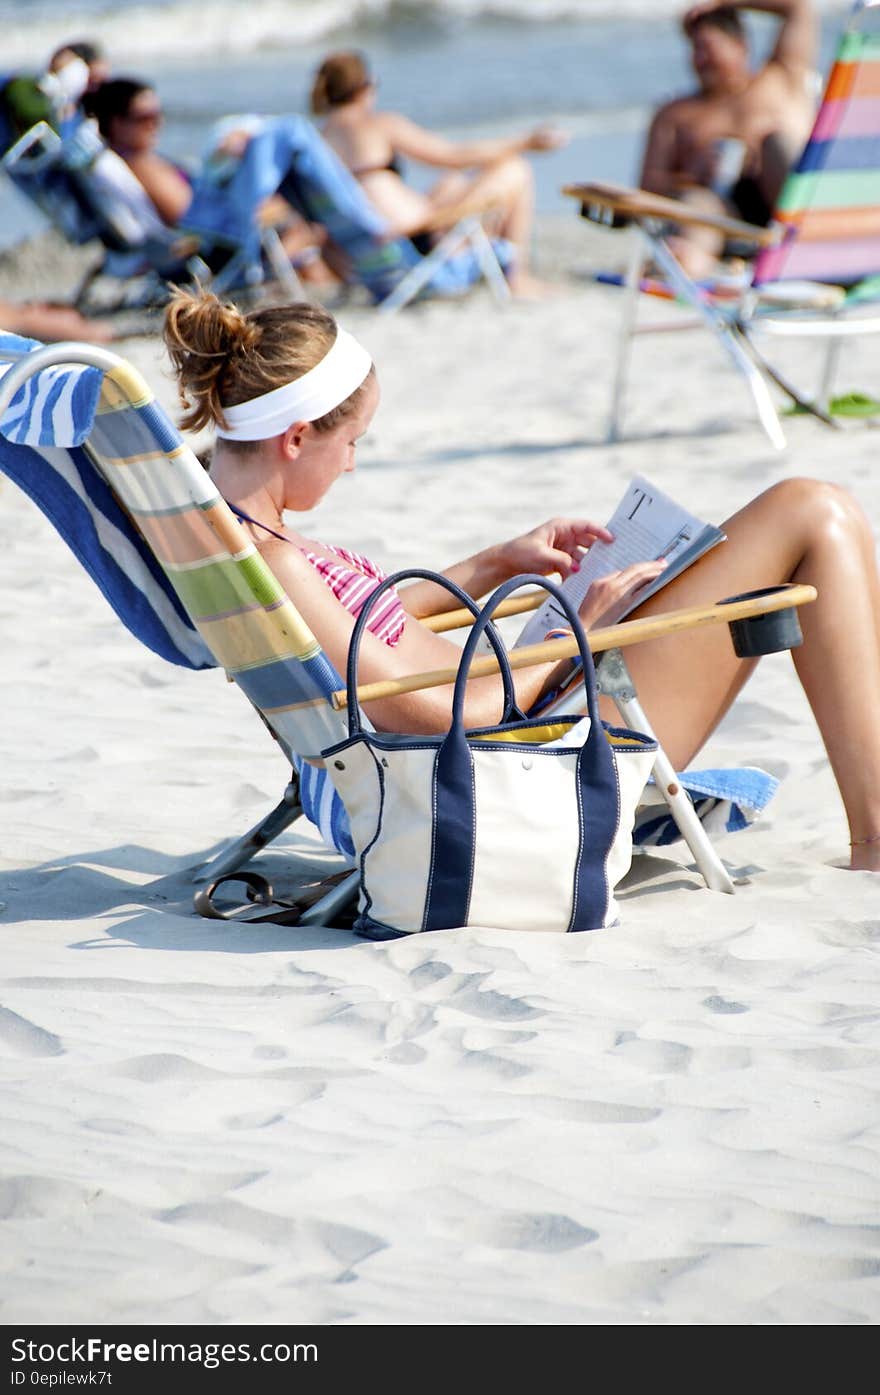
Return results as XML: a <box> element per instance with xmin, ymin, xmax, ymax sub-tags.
<box><xmin>427</xmin><ymin>155</ymin><xmax>541</xmax><ymax>292</ymax></box>
<box><xmin>1</xmin><ymin>301</ymin><xmax>114</xmax><ymax>344</ymax></box>
<box><xmin>606</xmin><ymin>479</ymin><xmax>880</xmax><ymax>869</ymax></box>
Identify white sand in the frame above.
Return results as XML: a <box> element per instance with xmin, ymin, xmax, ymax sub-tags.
<box><xmin>2</xmin><ymin>218</ymin><xmax>880</xmax><ymax>1325</ymax></box>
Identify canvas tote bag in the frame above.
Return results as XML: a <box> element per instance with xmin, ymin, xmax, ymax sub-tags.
<box><xmin>323</xmin><ymin>571</ymin><xmax>657</xmax><ymax>939</ymax></box>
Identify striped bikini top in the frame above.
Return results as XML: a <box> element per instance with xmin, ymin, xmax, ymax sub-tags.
<box><xmin>227</xmin><ymin>501</ymin><xmax>406</xmax><ymax>647</ymax></box>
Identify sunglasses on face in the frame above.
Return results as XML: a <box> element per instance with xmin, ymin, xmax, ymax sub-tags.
<box><xmin>123</xmin><ymin>107</ymin><xmax>163</xmax><ymax>124</ymax></box>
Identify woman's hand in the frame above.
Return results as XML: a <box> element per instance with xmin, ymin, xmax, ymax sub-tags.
<box><xmin>578</xmin><ymin>559</ymin><xmax>668</xmax><ymax>630</ymax></box>
<box><xmin>499</xmin><ymin>518</ymin><xmax>614</xmax><ymax>581</ymax></box>
<box><xmin>683</xmin><ymin>1</ymin><xmax>730</xmax><ymax>29</ymax></box>
<box><xmin>214</xmin><ymin>127</ymin><xmax>253</xmax><ymax>160</ymax></box>
<box><xmin>525</xmin><ymin>125</ymin><xmax>569</xmax><ymax>153</ymax></box>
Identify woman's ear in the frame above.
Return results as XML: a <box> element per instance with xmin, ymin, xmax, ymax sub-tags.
<box><xmin>281</xmin><ymin>420</ymin><xmax>312</xmax><ymax>459</ymax></box>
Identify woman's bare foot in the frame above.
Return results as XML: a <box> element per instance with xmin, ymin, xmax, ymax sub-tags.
<box><xmin>849</xmin><ymin>839</ymin><xmax>880</xmax><ymax>872</ymax></box>
<box><xmin>507</xmin><ymin>271</ymin><xmax>562</xmax><ymax>300</ymax></box>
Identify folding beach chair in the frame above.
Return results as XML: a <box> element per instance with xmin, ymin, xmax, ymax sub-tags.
<box><xmin>0</xmin><ymin>335</ymin><xmax>810</xmax><ymax>921</ymax></box>
<box><xmin>270</xmin><ymin>116</ymin><xmax>513</xmax><ymax>313</ymax></box>
<box><xmin>1</xmin><ymin>119</ymin><xmax>304</xmax><ymax>315</ymax></box>
<box><xmin>566</xmin><ymin>0</ymin><xmax>880</xmax><ymax>450</ymax></box>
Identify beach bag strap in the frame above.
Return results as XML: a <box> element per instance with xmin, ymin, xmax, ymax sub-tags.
<box><xmin>450</xmin><ymin>572</ymin><xmax>599</xmax><ymax>726</ymax></box>
<box><xmin>424</xmin><ymin>573</ymin><xmax>618</xmax><ymax>931</ymax></box>
<box><xmin>344</xmin><ymin>567</ymin><xmax>526</xmax><ymax>737</ymax></box>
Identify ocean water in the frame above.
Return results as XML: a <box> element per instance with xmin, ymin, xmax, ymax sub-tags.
<box><xmin>0</xmin><ymin>0</ymin><xmax>851</xmax><ymax>248</ymax></box>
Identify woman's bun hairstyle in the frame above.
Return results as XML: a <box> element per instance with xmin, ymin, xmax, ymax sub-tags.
<box><xmin>163</xmin><ymin>285</ymin><xmax>372</xmax><ymax>441</ymax></box>
<box><xmin>164</xmin><ymin>286</ymin><xmax>261</xmax><ymax>433</ymax></box>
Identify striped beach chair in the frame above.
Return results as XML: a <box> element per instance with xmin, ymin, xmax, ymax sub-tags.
<box><xmin>0</xmin><ymin>331</ymin><xmax>360</xmax><ymax>924</ymax></box>
<box><xmin>0</xmin><ymin>334</ymin><xmax>795</xmax><ymax>920</ymax></box>
<box><xmin>565</xmin><ymin>0</ymin><xmax>880</xmax><ymax>449</ymax></box>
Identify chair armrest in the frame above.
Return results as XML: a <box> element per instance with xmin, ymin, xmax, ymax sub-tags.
<box><xmin>563</xmin><ymin>180</ymin><xmax>778</xmax><ymax>249</ymax></box>
<box><xmin>423</xmin><ymin>589</ymin><xmax>545</xmax><ymax>632</ymax></box>
<box><xmin>329</xmin><ymin>584</ymin><xmax>817</xmax><ymax>711</ymax></box>
<box><xmin>2</xmin><ymin>120</ymin><xmax>61</xmax><ymax>174</ymax></box>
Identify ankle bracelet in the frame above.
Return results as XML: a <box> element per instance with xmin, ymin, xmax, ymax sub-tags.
<box><xmin>850</xmin><ymin>831</ymin><xmax>880</xmax><ymax>846</ymax></box>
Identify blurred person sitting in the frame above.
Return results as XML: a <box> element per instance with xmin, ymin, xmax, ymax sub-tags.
<box><xmin>0</xmin><ymin>40</ymin><xmax>108</xmax><ymax>151</ymax></box>
<box><xmin>84</xmin><ymin>80</ymin><xmax>333</xmax><ymax>282</ymax></box>
<box><xmin>310</xmin><ymin>50</ymin><xmax>568</xmax><ymax>296</ymax></box>
<box><xmin>640</xmin><ymin>1</ymin><xmax>817</xmax><ymax>275</ymax></box>
<box><xmin>49</xmin><ymin>40</ymin><xmax>110</xmax><ymax>97</ymax></box>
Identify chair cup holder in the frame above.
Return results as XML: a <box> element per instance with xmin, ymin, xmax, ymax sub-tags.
<box><xmin>719</xmin><ymin>586</ymin><xmax>803</xmax><ymax>658</ymax></box>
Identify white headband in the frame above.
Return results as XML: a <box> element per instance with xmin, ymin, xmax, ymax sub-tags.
<box><xmin>215</xmin><ymin>327</ymin><xmax>372</xmax><ymax>441</ymax></box>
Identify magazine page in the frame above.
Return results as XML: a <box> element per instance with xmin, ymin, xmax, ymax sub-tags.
<box><xmin>516</xmin><ymin>475</ymin><xmax>725</xmax><ymax>647</ymax></box>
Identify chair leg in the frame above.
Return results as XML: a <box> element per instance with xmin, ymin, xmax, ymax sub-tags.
<box><xmin>71</xmin><ymin>257</ymin><xmax>107</xmax><ymax>314</ymax></box>
<box><xmin>598</xmin><ymin>648</ymin><xmax>736</xmax><ymax>893</ymax></box>
<box><xmin>646</xmin><ymin>230</ymin><xmax>787</xmax><ymax>451</ymax></box>
<box><xmin>260</xmin><ymin>225</ymin><xmax>308</xmax><ymax>302</ymax></box>
<box><xmin>468</xmin><ymin>220</ymin><xmax>512</xmax><ymax>304</ymax></box>
<box><xmin>737</xmin><ymin>324</ymin><xmax>837</xmax><ymax>427</ymax></box>
<box><xmin>608</xmin><ymin>233</ymin><xmax>646</xmax><ymax>443</ymax></box>
<box><xmin>297</xmin><ymin>868</ymin><xmax>360</xmax><ymax>926</ymax></box>
<box><xmin>378</xmin><ymin>219</ymin><xmax>475</xmax><ymax>314</ymax></box>
<box><xmin>193</xmin><ymin>778</ymin><xmax>304</xmax><ymax>884</ymax></box>
<box><xmin>817</xmin><ymin>336</ymin><xmax>844</xmax><ymax>413</ymax></box>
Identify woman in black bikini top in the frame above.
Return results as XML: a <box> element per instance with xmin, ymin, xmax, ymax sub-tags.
<box><xmin>310</xmin><ymin>49</ymin><xmax>568</xmax><ymax>295</ymax></box>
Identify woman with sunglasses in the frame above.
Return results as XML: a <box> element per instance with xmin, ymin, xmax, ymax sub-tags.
<box><xmin>84</xmin><ymin>80</ymin><xmax>327</xmax><ymax>273</ymax></box>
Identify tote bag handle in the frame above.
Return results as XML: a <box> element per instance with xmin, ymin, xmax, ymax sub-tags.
<box><xmin>426</xmin><ymin>574</ymin><xmax>619</xmax><ymax>935</ymax></box>
<box><xmin>344</xmin><ymin>567</ymin><xmax>525</xmax><ymax>738</ymax></box>
<box><xmin>448</xmin><ymin>572</ymin><xmax>601</xmax><ymax>733</ymax></box>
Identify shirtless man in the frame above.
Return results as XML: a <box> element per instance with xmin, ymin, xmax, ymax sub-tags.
<box><xmin>640</xmin><ymin>1</ymin><xmax>817</xmax><ymax>274</ymax></box>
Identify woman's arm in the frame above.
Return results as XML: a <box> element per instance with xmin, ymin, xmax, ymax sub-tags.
<box><xmin>640</xmin><ymin>102</ymin><xmax>685</xmax><ymax>196</ymax></box>
<box><xmin>260</xmin><ymin>535</ymin><xmax>563</xmax><ymax>731</ymax></box>
<box><xmin>683</xmin><ymin>1</ymin><xmax>817</xmax><ymax>82</ymax></box>
<box><xmin>260</xmin><ymin>535</ymin><xmax>663</xmax><ymax>735</ymax></box>
<box><xmin>398</xmin><ymin>518</ymin><xmax>615</xmax><ymax>618</ymax></box>
<box><xmin>125</xmin><ymin>151</ymin><xmax>193</xmax><ymax>225</ymax></box>
<box><xmin>380</xmin><ymin>111</ymin><xmax>564</xmax><ymax>171</ymax></box>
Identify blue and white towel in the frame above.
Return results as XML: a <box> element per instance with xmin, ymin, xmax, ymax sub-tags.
<box><xmin>633</xmin><ymin>766</ymin><xmax>778</xmax><ymax>847</ymax></box>
<box><xmin>0</xmin><ymin>333</ymin><xmax>214</xmax><ymax>669</ymax></box>
<box><xmin>0</xmin><ymin>332</ymin><xmax>103</xmax><ymax>446</ymax></box>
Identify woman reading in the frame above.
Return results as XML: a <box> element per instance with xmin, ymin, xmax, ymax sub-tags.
<box><xmin>164</xmin><ymin>287</ymin><xmax>880</xmax><ymax>872</ymax></box>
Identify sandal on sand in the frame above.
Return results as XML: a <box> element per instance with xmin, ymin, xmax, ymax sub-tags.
<box><xmin>194</xmin><ymin>869</ymin><xmax>356</xmax><ymax>926</ymax></box>
<box><xmin>828</xmin><ymin>391</ymin><xmax>880</xmax><ymax>418</ymax></box>
<box><xmin>783</xmin><ymin>391</ymin><xmax>880</xmax><ymax>419</ymax></box>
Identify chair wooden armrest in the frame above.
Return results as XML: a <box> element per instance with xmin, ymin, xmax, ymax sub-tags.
<box><xmin>563</xmin><ymin>180</ymin><xmax>778</xmax><ymax>249</ymax></box>
<box><xmin>330</xmin><ymin>584</ymin><xmax>816</xmax><ymax>710</ymax></box>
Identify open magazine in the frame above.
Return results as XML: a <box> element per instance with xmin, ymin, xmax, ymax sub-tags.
<box><xmin>516</xmin><ymin>474</ymin><xmax>726</xmax><ymax>649</ymax></box>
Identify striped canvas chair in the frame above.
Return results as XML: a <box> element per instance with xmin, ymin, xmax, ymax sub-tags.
<box><xmin>0</xmin><ymin>335</ymin><xmax>796</xmax><ymax>921</ymax></box>
<box><xmin>0</xmin><ymin>331</ymin><xmax>360</xmax><ymax>924</ymax></box>
<box><xmin>565</xmin><ymin>0</ymin><xmax>880</xmax><ymax>450</ymax></box>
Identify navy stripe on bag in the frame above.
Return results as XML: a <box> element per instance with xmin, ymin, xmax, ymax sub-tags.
<box><xmin>422</xmin><ymin>573</ymin><xmax>620</xmax><ymax>934</ymax></box>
